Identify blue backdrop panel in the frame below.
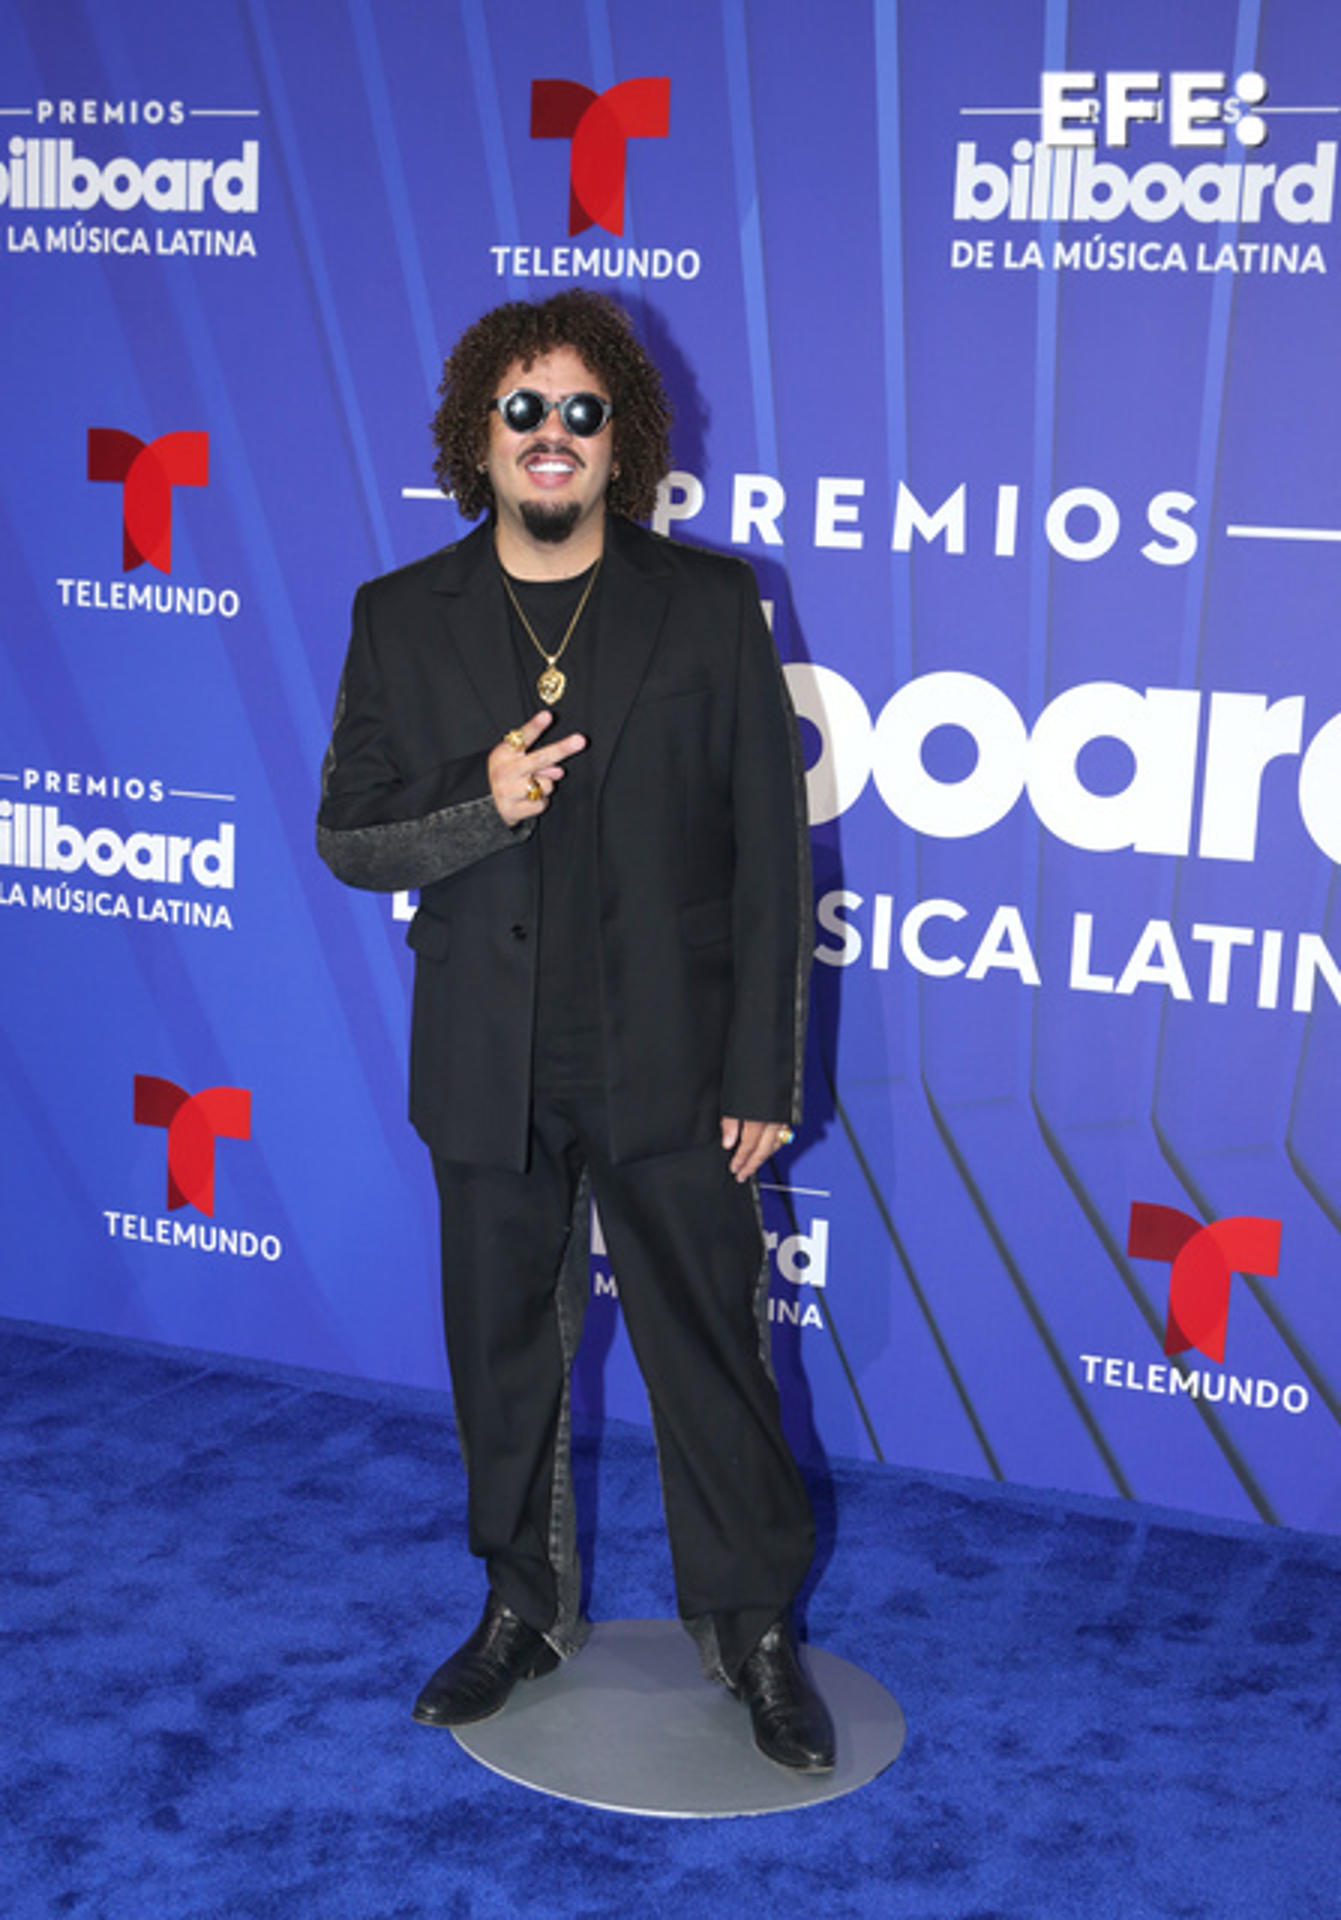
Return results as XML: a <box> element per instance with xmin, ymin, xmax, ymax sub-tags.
<box><xmin>1</xmin><ymin>0</ymin><xmax>1338</xmax><ymax>1534</ymax></box>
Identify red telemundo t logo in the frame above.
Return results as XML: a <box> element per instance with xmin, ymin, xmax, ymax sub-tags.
<box><xmin>88</xmin><ymin>429</ymin><xmax>209</xmax><ymax>573</ymax></box>
<box><xmin>531</xmin><ymin>78</ymin><xmax>670</xmax><ymax>234</ymax></box>
<box><xmin>134</xmin><ymin>1076</ymin><xmax>251</xmax><ymax>1217</ymax></box>
<box><xmin>1128</xmin><ymin>1203</ymin><xmax>1282</xmax><ymax>1365</ymax></box>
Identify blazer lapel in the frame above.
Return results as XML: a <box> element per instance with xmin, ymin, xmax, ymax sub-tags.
<box><xmin>428</xmin><ymin>515</ymin><xmax>671</xmax><ymax>774</ymax></box>
<box><xmin>429</xmin><ymin>523</ymin><xmax>520</xmax><ymax>738</ymax></box>
<box><xmin>589</xmin><ymin>517</ymin><xmax>672</xmax><ymax>796</ymax></box>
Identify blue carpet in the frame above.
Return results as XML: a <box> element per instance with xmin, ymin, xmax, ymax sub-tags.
<box><xmin>2</xmin><ymin>1316</ymin><xmax>1338</xmax><ymax>1919</ymax></box>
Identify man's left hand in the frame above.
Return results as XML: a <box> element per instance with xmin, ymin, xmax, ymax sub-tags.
<box><xmin>721</xmin><ymin>1117</ymin><xmax>792</xmax><ymax>1184</ymax></box>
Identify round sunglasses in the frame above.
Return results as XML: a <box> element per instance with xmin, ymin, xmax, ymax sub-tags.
<box><xmin>490</xmin><ymin>388</ymin><xmax>614</xmax><ymax>438</ymax></box>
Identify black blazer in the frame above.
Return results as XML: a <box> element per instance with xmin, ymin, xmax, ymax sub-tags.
<box><xmin>318</xmin><ymin>515</ymin><xmax>811</xmax><ymax>1169</ymax></box>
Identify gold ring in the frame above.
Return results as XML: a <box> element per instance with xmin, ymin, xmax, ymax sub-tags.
<box><xmin>504</xmin><ymin>729</ymin><xmax>527</xmax><ymax>751</ymax></box>
<box><xmin>526</xmin><ymin>778</ymin><xmax>544</xmax><ymax>803</ymax></box>
<box><xmin>775</xmin><ymin>1125</ymin><xmax>794</xmax><ymax>1146</ymax></box>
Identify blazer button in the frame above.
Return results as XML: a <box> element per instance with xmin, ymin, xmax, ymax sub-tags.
<box><xmin>510</xmin><ymin>923</ymin><xmax>528</xmax><ymax>941</ymax></box>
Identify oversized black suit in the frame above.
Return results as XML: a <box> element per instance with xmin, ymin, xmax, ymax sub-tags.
<box><xmin>317</xmin><ymin>513</ymin><xmax>815</xmax><ymax>1682</ymax></box>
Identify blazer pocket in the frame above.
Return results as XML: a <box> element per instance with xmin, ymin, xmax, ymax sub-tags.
<box><xmin>406</xmin><ymin>910</ymin><xmax>451</xmax><ymax>959</ymax></box>
<box><xmin>679</xmin><ymin>897</ymin><xmax>732</xmax><ymax>948</ymax></box>
<box><xmin>636</xmin><ymin>676</ymin><xmax>712</xmax><ymax>704</ymax></box>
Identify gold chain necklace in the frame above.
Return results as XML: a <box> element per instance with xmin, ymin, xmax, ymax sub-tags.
<box><xmin>500</xmin><ymin>558</ymin><xmax>601</xmax><ymax>706</ymax></box>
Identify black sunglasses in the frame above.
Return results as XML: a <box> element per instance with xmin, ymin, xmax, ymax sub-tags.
<box><xmin>490</xmin><ymin>388</ymin><xmax>614</xmax><ymax>438</ymax></box>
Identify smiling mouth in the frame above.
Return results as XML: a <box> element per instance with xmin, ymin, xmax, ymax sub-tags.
<box><xmin>521</xmin><ymin>445</ymin><xmax>582</xmax><ymax>481</ymax></box>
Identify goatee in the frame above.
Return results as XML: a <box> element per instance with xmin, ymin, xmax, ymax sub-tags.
<box><xmin>520</xmin><ymin>501</ymin><xmax>581</xmax><ymax>544</ymax></box>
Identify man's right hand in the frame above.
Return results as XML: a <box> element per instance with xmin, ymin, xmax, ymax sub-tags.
<box><xmin>488</xmin><ymin>710</ymin><xmax>587</xmax><ymax>827</ymax></box>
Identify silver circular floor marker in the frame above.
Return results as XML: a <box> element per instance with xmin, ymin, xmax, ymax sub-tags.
<box><xmin>451</xmin><ymin>1617</ymin><xmax>906</xmax><ymax>1818</ymax></box>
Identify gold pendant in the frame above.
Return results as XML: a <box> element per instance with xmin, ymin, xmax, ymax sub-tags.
<box><xmin>537</xmin><ymin>665</ymin><xmax>566</xmax><ymax>705</ymax></box>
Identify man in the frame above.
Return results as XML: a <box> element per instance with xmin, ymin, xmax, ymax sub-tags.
<box><xmin>317</xmin><ymin>290</ymin><xmax>832</xmax><ymax>1772</ymax></box>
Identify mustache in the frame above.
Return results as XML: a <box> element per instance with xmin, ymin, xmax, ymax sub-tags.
<box><xmin>518</xmin><ymin>439</ymin><xmax>586</xmax><ymax>467</ymax></box>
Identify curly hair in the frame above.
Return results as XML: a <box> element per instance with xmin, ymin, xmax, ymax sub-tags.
<box><xmin>430</xmin><ymin>290</ymin><xmax>672</xmax><ymax>523</ymax></box>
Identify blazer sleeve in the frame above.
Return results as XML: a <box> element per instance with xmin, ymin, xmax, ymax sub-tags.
<box><xmin>720</xmin><ymin>567</ymin><xmax>812</xmax><ymax>1126</ymax></box>
<box><xmin>316</xmin><ymin>581</ymin><xmax>534</xmax><ymax>892</ymax></box>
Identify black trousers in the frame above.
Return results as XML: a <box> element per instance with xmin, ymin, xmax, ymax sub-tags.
<box><xmin>431</xmin><ymin>1088</ymin><xmax>815</xmax><ymax>1684</ymax></box>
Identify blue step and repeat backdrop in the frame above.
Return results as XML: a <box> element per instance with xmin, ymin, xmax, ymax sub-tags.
<box><xmin>3</xmin><ymin>0</ymin><xmax>1339</xmax><ymax>1534</ymax></box>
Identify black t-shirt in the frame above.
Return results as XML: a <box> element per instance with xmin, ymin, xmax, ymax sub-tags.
<box><xmin>501</xmin><ymin>562</ymin><xmax>604</xmax><ymax>1088</ymax></box>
